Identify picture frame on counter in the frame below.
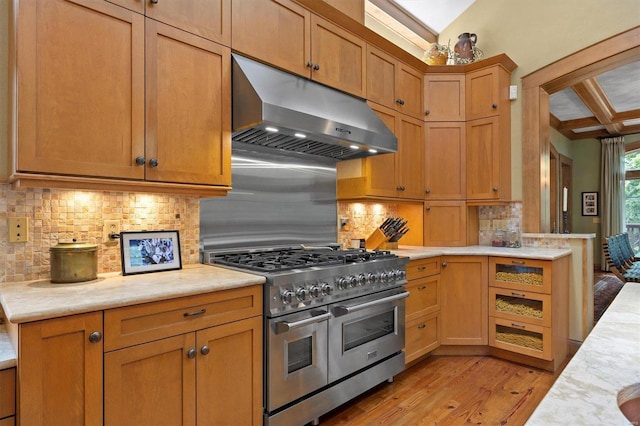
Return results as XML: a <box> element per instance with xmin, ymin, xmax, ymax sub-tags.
<box><xmin>581</xmin><ymin>192</ymin><xmax>599</xmax><ymax>216</ymax></box>
<box><xmin>120</xmin><ymin>230</ymin><xmax>182</xmax><ymax>275</ymax></box>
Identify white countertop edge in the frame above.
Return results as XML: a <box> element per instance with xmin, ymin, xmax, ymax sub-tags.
<box><xmin>526</xmin><ymin>282</ymin><xmax>640</xmax><ymax>425</ymax></box>
<box><xmin>392</xmin><ymin>245</ymin><xmax>572</xmax><ymax>260</ymax></box>
<box><xmin>0</xmin><ymin>325</ymin><xmax>17</xmax><ymax>369</ymax></box>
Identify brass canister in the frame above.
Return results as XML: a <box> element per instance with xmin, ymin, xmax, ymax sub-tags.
<box><xmin>50</xmin><ymin>241</ymin><xmax>98</xmax><ymax>283</ymax></box>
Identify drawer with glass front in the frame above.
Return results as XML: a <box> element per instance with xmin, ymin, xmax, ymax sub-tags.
<box><xmin>489</xmin><ymin>287</ymin><xmax>551</xmax><ymax>327</ymax></box>
<box><xmin>489</xmin><ymin>317</ymin><xmax>552</xmax><ymax>360</ymax></box>
<box><xmin>489</xmin><ymin>257</ymin><xmax>552</xmax><ymax>294</ymax></box>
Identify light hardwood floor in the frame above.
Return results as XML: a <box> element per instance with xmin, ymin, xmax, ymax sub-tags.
<box><xmin>319</xmin><ymin>355</ymin><xmax>565</xmax><ymax>425</ymax></box>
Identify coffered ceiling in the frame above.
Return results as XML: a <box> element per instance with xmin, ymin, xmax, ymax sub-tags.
<box><xmin>365</xmin><ymin>1</ymin><xmax>640</xmax><ymax>141</ymax></box>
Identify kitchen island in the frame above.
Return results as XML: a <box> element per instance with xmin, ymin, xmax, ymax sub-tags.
<box><xmin>526</xmin><ymin>281</ymin><xmax>640</xmax><ymax>425</ymax></box>
<box><xmin>392</xmin><ymin>244</ymin><xmax>572</xmax><ymax>260</ymax></box>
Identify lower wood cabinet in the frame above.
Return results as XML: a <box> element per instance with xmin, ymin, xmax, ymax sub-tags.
<box><xmin>13</xmin><ymin>285</ymin><xmax>262</xmax><ymax>425</ymax></box>
<box><xmin>0</xmin><ymin>368</ymin><xmax>16</xmax><ymax>426</ymax></box>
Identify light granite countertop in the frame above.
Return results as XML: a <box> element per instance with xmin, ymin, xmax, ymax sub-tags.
<box><xmin>0</xmin><ymin>324</ymin><xmax>17</xmax><ymax>369</ymax></box>
<box><xmin>0</xmin><ymin>264</ymin><xmax>266</xmax><ymax>324</ymax></box>
<box><xmin>526</xmin><ymin>282</ymin><xmax>640</xmax><ymax>425</ymax></box>
<box><xmin>392</xmin><ymin>245</ymin><xmax>572</xmax><ymax>260</ymax></box>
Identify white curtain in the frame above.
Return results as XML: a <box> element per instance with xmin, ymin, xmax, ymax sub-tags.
<box><xmin>600</xmin><ymin>136</ymin><xmax>625</xmax><ymax>271</ymax></box>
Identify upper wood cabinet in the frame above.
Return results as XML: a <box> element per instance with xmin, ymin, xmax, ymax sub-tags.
<box><xmin>10</xmin><ymin>0</ymin><xmax>231</xmax><ymax>195</ymax></box>
<box><xmin>232</xmin><ymin>0</ymin><xmax>366</xmax><ymax>97</ymax></box>
<box><xmin>106</xmin><ymin>0</ymin><xmax>231</xmax><ymax>45</ymax></box>
<box><xmin>367</xmin><ymin>45</ymin><xmax>423</xmax><ymax>119</ymax></box>
<box><xmin>337</xmin><ymin>103</ymin><xmax>423</xmax><ymax>200</ymax></box>
<box><xmin>466</xmin><ymin>65</ymin><xmax>511</xmax><ymax>121</ymax></box>
<box><xmin>424</xmin><ymin>122</ymin><xmax>465</xmax><ymax>200</ymax></box>
<box><xmin>423</xmin><ymin>201</ymin><xmax>478</xmax><ymax>247</ymax></box>
<box><xmin>424</xmin><ymin>74</ymin><xmax>465</xmax><ymax>121</ymax></box>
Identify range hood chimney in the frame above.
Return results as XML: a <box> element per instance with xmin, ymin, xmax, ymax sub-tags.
<box><xmin>232</xmin><ymin>54</ymin><xmax>397</xmax><ymax>161</ymax></box>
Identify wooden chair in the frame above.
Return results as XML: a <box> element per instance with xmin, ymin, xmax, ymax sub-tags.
<box><xmin>602</xmin><ymin>233</ymin><xmax>640</xmax><ymax>282</ymax></box>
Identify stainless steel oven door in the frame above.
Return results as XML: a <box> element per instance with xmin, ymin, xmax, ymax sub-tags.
<box><xmin>267</xmin><ymin>308</ymin><xmax>330</xmax><ymax>411</ymax></box>
<box><xmin>328</xmin><ymin>288</ymin><xmax>408</xmax><ymax>383</ymax></box>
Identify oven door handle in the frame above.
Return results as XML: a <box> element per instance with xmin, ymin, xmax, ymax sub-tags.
<box><xmin>275</xmin><ymin>311</ymin><xmax>331</xmax><ymax>334</ymax></box>
<box><xmin>332</xmin><ymin>291</ymin><xmax>410</xmax><ymax>317</ymax></box>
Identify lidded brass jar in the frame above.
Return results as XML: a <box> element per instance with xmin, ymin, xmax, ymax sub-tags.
<box><xmin>50</xmin><ymin>240</ymin><xmax>98</xmax><ymax>283</ymax></box>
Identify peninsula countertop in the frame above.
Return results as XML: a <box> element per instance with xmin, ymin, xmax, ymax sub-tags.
<box><xmin>392</xmin><ymin>245</ymin><xmax>572</xmax><ymax>260</ymax></box>
<box><xmin>526</xmin><ymin>282</ymin><xmax>640</xmax><ymax>425</ymax></box>
<box><xmin>0</xmin><ymin>264</ymin><xmax>266</xmax><ymax>324</ymax></box>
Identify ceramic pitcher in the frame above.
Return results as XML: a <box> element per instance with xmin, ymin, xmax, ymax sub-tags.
<box><xmin>454</xmin><ymin>33</ymin><xmax>477</xmax><ymax>62</ymax></box>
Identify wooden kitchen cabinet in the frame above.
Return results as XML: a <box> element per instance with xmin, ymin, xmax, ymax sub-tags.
<box><xmin>424</xmin><ymin>122</ymin><xmax>465</xmax><ymax>200</ymax></box>
<box><xmin>104</xmin><ymin>285</ymin><xmax>263</xmax><ymax>425</ymax></box>
<box><xmin>337</xmin><ymin>103</ymin><xmax>423</xmax><ymax>200</ymax></box>
<box><xmin>232</xmin><ymin>0</ymin><xmax>366</xmax><ymax>97</ymax></box>
<box><xmin>106</xmin><ymin>0</ymin><xmax>230</xmax><ymax>45</ymax></box>
<box><xmin>466</xmin><ymin>65</ymin><xmax>510</xmax><ymax>121</ymax></box>
<box><xmin>488</xmin><ymin>256</ymin><xmax>569</xmax><ymax>371</ymax></box>
<box><xmin>10</xmin><ymin>0</ymin><xmax>231</xmax><ymax>196</ymax></box>
<box><xmin>0</xmin><ymin>368</ymin><xmax>16</xmax><ymax>425</ymax></box>
<box><xmin>405</xmin><ymin>257</ymin><xmax>441</xmax><ymax>364</ymax></box>
<box><xmin>367</xmin><ymin>45</ymin><xmax>423</xmax><ymax>119</ymax></box>
<box><xmin>17</xmin><ymin>312</ymin><xmax>103</xmax><ymax>426</ymax></box>
<box><xmin>423</xmin><ymin>201</ymin><xmax>478</xmax><ymax>247</ymax></box>
<box><xmin>439</xmin><ymin>256</ymin><xmax>488</xmax><ymax>346</ymax></box>
<box><xmin>423</xmin><ymin>74</ymin><xmax>465</xmax><ymax>121</ymax></box>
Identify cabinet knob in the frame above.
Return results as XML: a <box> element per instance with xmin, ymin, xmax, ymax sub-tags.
<box><xmin>313</xmin><ymin>64</ymin><xmax>320</xmax><ymax>71</ymax></box>
<box><xmin>417</xmin><ymin>324</ymin><xmax>426</xmax><ymax>329</ymax></box>
<box><xmin>441</xmin><ymin>261</ymin><xmax>447</xmax><ymax>268</ymax></box>
<box><xmin>149</xmin><ymin>0</ymin><xmax>158</xmax><ymax>3</ymax></box>
<box><xmin>425</xmin><ymin>110</ymin><xmax>430</xmax><ymax>116</ymax></box>
<box><xmin>88</xmin><ymin>331</ymin><xmax>102</xmax><ymax>343</ymax></box>
<box><xmin>425</xmin><ymin>206</ymin><xmax>431</xmax><ymax>211</ymax></box>
<box><xmin>396</xmin><ymin>185</ymin><xmax>405</xmax><ymax>191</ymax></box>
<box><xmin>307</xmin><ymin>61</ymin><xmax>313</xmax><ymax>68</ymax></box>
<box><xmin>425</xmin><ymin>188</ymin><xmax>431</xmax><ymax>194</ymax></box>
<box><xmin>492</xmin><ymin>103</ymin><xmax>498</xmax><ymax>109</ymax></box>
<box><xmin>201</xmin><ymin>345</ymin><xmax>210</xmax><ymax>356</ymax></box>
<box><xmin>149</xmin><ymin>158</ymin><xmax>159</xmax><ymax>168</ymax></box>
<box><xmin>493</xmin><ymin>187</ymin><xmax>498</xmax><ymax>192</ymax></box>
<box><xmin>396</xmin><ymin>99</ymin><xmax>405</xmax><ymax>106</ymax></box>
<box><xmin>418</xmin><ymin>286</ymin><xmax>426</xmax><ymax>290</ymax></box>
<box><xmin>135</xmin><ymin>156</ymin><xmax>145</xmax><ymax>166</ymax></box>
<box><xmin>187</xmin><ymin>348</ymin><xmax>197</xmax><ymax>359</ymax></box>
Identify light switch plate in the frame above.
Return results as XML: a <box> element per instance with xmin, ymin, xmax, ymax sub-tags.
<box><xmin>8</xmin><ymin>217</ymin><xmax>29</xmax><ymax>243</ymax></box>
<box><xmin>509</xmin><ymin>85</ymin><xmax>518</xmax><ymax>100</ymax></box>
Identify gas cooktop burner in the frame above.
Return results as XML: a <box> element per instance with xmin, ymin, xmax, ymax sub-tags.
<box><xmin>208</xmin><ymin>247</ymin><xmax>395</xmax><ymax>272</ymax></box>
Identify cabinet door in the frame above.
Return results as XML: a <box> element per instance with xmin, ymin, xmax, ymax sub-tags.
<box><xmin>104</xmin><ymin>334</ymin><xmax>196</xmax><ymax>426</ymax></box>
<box><xmin>405</xmin><ymin>312</ymin><xmax>440</xmax><ymax>364</ymax></box>
<box><xmin>145</xmin><ymin>20</ymin><xmax>231</xmax><ymax>186</ymax></box>
<box><xmin>396</xmin><ymin>62</ymin><xmax>423</xmax><ymax>119</ymax></box>
<box><xmin>424</xmin><ymin>201</ymin><xmax>468</xmax><ymax>246</ymax></box>
<box><xmin>196</xmin><ymin>317</ymin><xmax>262</xmax><ymax>426</ymax></box>
<box><xmin>424</xmin><ymin>74</ymin><xmax>465</xmax><ymax>121</ymax></box>
<box><xmin>147</xmin><ymin>0</ymin><xmax>230</xmax><ymax>45</ymax></box>
<box><xmin>406</xmin><ymin>275</ymin><xmax>440</xmax><ymax>321</ymax></box>
<box><xmin>19</xmin><ymin>312</ymin><xmax>103</xmax><ymax>426</ymax></box>
<box><xmin>466</xmin><ymin>67</ymin><xmax>500</xmax><ymax>120</ymax></box>
<box><xmin>396</xmin><ymin>114</ymin><xmax>424</xmax><ymax>199</ymax></box>
<box><xmin>466</xmin><ymin>116</ymin><xmax>501</xmax><ymax>200</ymax></box>
<box><xmin>424</xmin><ymin>122</ymin><xmax>465</xmax><ymax>200</ymax></box>
<box><xmin>366</xmin><ymin>103</ymin><xmax>400</xmax><ymax>197</ymax></box>
<box><xmin>16</xmin><ymin>0</ymin><xmax>145</xmax><ymax>180</ymax></box>
<box><xmin>440</xmin><ymin>256</ymin><xmax>488</xmax><ymax>345</ymax></box>
<box><xmin>310</xmin><ymin>15</ymin><xmax>366</xmax><ymax>98</ymax></box>
<box><xmin>231</xmin><ymin>0</ymin><xmax>311</xmax><ymax>77</ymax></box>
<box><xmin>366</xmin><ymin>45</ymin><xmax>396</xmax><ymax>109</ymax></box>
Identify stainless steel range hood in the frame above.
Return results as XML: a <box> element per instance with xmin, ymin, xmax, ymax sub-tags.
<box><xmin>232</xmin><ymin>54</ymin><xmax>397</xmax><ymax>161</ymax></box>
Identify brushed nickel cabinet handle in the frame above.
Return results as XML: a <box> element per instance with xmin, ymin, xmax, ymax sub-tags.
<box><xmin>187</xmin><ymin>348</ymin><xmax>196</xmax><ymax>359</ymax></box>
<box><xmin>88</xmin><ymin>331</ymin><xmax>102</xmax><ymax>343</ymax></box>
<box><xmin>184</xmin><ymin>308</ymin><xmax>206</xmax><ymax>317</ymax></box>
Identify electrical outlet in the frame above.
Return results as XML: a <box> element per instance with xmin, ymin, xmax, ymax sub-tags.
<box><xmin>8</xmin><ymin>217</ymin><xmax>29</xmax><ymax>243</ymax></box>
<box><xmin>103</xmin><ymin>220</ymin><xmax>121</xmax><ymax>243</ymax></box>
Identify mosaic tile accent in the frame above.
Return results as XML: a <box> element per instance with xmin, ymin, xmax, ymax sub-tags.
<box><xmin>478</xmin><ymin>202</ymin><xmax>523</xmax><ymax>246</ymax></box>
<box><xmin>0</xmin><ymin>184</ymin><xmax>200</xmax><ymax>283</ymax></box>
<box><xmin>337</xmin><ymin>202</ymin><xmax>398</xmax><ymax>248</ymax></box>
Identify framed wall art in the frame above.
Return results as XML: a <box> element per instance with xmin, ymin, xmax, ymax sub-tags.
<box><xmin>120</xmin><ymin>230</ymin><xmax>182</xmax><ymax>275</ymax></box>
<box><xmin>581</xmin><ymin>192</ymin><xmax>599</xmax><ymax>216</ymax></box>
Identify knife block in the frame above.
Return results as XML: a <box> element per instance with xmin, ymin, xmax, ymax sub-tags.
<box><xmin>364</xmin><ymin>229</ymin><xmax>387</xmax><ymax>250</ymax></box>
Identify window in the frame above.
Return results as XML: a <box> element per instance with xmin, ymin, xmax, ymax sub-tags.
<box><xmin>624</xmin><ymin>148</ymin><xmax>640</xmax><ymax>254</ymax></box>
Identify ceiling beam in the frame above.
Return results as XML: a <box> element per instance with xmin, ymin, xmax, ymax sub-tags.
<box><xmin>571</xmin><ymin>77</ymin><xmax>623</xmax><ymax>134</ymax></box>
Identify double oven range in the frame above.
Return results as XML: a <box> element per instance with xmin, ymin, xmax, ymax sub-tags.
<box><xmin>204</xmin><ymin>245</ymin><xmax>409</xmax><ymax>426</ymax></box>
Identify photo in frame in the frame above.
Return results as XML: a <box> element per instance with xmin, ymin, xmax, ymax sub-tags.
<box><xmin>581</xmin><ymin>192</ymin><xmax>599</xmax><ymax>216</ymax></box>
<box><xmin>120</xmin><ymin>230</ymin><xmax>182</xmax><ymax>275</ymax></box>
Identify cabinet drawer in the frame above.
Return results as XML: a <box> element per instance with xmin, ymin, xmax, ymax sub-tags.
<box><xmin>489</xmin><ymin>317</ymin><xmax>552</xmax><ymax>360</ymax></box>
<box><xmin>489</xmin><ymin>257</ymin><xmax>552</xmax><ymax>294</ymax></box>
<box><xmin>105</xmin><ymin>285</ymin><xmax>261</xmax><ymax>351</ymax></box>
<box><xmin>406</xmin><ymin>257</ymin><xmax>440</xmax><ymax>280</ymax></box>
<box><xmin>406</xmin><ymin>275</ymin><xmax>439</xmax><ymax>321</ymax></box>
<box><xmin>405</xmin><ymin>312</ymin><xmax>439</xmax><ymax>364</ymax></box>
<box><xmin>489</xmin><ymin>287</ymin><xmax>551</xmax><ymax>327</ymax></box>
<box><xmin>0</xmin><ymin>368</ymin><xmax>15</xmax><ymax>420</ymax></box>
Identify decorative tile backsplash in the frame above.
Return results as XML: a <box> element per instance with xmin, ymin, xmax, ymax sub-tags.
<box><xmin>0</xmin><ymin>184</ymin><xmax>200</xmax><ymax>283</ymax></box>
<box><xmin>478</xmin><ymin>202</ymin><xmax>523</xmax><ymax>246</ymax></box>
<box><xmin>337</xmin><ymin>202</ymin><xmax>398</xmax><ymax>248</ymax></box>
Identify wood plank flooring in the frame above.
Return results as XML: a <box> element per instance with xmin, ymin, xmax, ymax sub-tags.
<box><xmin>319</xmin><ymin>355</ymin><xmax>565</xmax><ymax>425</ymax></box>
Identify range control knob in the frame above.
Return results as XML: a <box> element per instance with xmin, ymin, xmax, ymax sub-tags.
<box><xmin>281</xmin><ymin>290</ymin><xmax>294</xmax><ymax>304</ymax></box>
<box><xmin>395</xmin><ymin>269</ymin><xmax>406</xmax><ymax>281</ymax></box>
<box><xmin>347</xmin><ymin>275</ymin><xmax>358</xmax><ymax>288</ymax></box>
<box><xmin>366</xmin><ymin>272</ymin><xmax>377</xmax><ymax>285</ymax></box>
<box><xmin>309</xmin><ymin>285</ymin><xmax>321</xmax><ymax>298</ymax></box>
<box><xmin>380</xmin><ymin>271</ymin><xmax>391</xmax><ymax>283</ymax></box>
<box><xmin>336</xmin><ymin>277</ymin><xmax>349</xmax><ymax>290</ymax></box>
<box><xmin>296</xmin><ymin>287</ymin><xmax>309</xmax><ymax>302</ymax></box>
<box><xmin>356</xmin><ymin>273</ymin><xmax>366</xmax><ymax>286</ymax></box>
<box><xmin>321</xmin><ymin>283</ymin><xmax>334</xmax><ymax>296</ymax></box>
